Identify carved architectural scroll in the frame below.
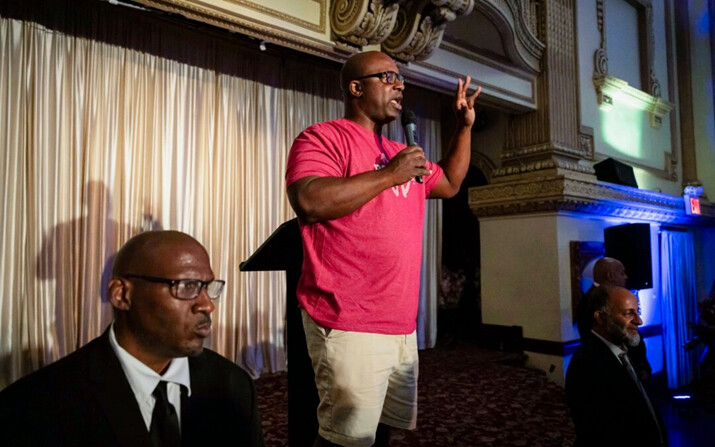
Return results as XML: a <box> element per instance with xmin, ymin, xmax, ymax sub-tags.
<box><xmin>329</xmin><ymin>0</ymin><xmax>474</xmax><ymax>62</ymax></box>
<box><xmin>382</xmin><ymin>0</ymin><xmax>474</xmax><ymax>62</ymax></box>
<box><xmin>594</xmin><ymin>0</ymin><xmax>608</xmax><ymax>76</ymax></box>
<box><xmin>330</xmin><ymin>0</ymin><xmax>402</xmax><ymax>48</ymax></box>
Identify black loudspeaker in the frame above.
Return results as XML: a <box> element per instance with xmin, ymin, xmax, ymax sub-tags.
<box><xmin>594</xmin><ymin>158</ymin><xmax>638</xmax><ymax>188</ymax></box>
<box><xmin>604</xmin><ymin>223</ymin><xmax>652</xmax><ymax>290</ymax></box>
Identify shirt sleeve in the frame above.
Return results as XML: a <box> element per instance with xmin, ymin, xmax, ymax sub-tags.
<box><xmin>423</xmin><ymin>160</ymin><xmax>443</xmax><ymax>197</ymax></box>
<box><xmin>286</xmin><ymin>124</ymin><xmax>344</xmax><ymax>187</ymax></box>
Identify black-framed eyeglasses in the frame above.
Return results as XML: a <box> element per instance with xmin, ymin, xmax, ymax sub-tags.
<box><xmin>123</xmin><ymin>274</ymin><xmax>225</xmax><ymax>300</ymax></box>
<box><xmin>353</xmin><ymin>71</ymin><xmax>404</xmax><ymax>85</ymax></box>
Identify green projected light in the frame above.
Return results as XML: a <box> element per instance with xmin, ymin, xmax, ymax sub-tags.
<box><xmin>600</xmin><ymin>105</ymin><xmax>645</xmax><ymax>158</ymax></box>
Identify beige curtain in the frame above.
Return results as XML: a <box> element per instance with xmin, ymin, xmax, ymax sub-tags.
<box><xmin>384</xmin><ymin>114</ymin><xmax>442</xmax><ymax>350</ymax></box>
<box><xmin>0</xmin><ymin>16</ymin><xmax>441</xmax><ymax>387</ymax></box>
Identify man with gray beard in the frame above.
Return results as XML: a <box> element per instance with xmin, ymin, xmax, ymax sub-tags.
<box><xmin>566</xmin><ymin>285</ymin><xmax>667</xmax><ymax>447</ymax></box>
<box><xmin>576</xmin><ymin>257</ymin><xmax>652</xmax><ymax>380</ymax></box>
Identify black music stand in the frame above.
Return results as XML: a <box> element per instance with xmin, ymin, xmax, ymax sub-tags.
<box><xmin>239</xmin><ymin>218</ymin><xmax>318</xmax><ymax>447</ymax></box>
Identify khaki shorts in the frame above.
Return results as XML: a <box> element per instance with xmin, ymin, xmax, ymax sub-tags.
<box><xmin>301</xmin><ymin>310</ymin><xmax>419</xmax><ymax>447</ymax></box>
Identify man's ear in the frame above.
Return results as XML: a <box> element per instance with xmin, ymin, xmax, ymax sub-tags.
<box><xmin>348</xmin><ymin>80</ymin><xmax>363</xmax><ymax>97</ymax></box>
<box><xmin>593</xmin><ymin>310</ymin><xmax>606</xmax><ymax>326</ymax></box>
<box><xmin>108</xmin><ymin>278</ymin><xmax>131</xmax><ymax>311</ymax></box>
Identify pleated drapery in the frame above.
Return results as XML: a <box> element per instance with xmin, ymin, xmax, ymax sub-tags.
<box><xmin>0</xmin><ymin>16</ymin><xmax>443</xmax><ymax>386</ymax></box>
<box><xmin>660</xmin><ymin>229</ymin><xmax>699</xmax><ymax>389</ymax></box>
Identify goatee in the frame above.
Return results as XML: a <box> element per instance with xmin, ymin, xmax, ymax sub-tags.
<box><xmin>624</xmin><ymin>331</ymin><xmax>641</xmax><ymax>348</ymax></box>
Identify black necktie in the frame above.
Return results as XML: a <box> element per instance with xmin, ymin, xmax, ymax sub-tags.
<box><xmin>149</xmin><ymin>381</ymin><xmax>181</xmax><ymax>447</ymax></box>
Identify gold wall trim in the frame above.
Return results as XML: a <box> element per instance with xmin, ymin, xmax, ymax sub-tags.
<box><xmin>227</xmin><ymin>0</ymin><xmax>326</xmax><ymax>32</ymax></box>
<box><xmin>134</xmin><ymin>0</ymin><xmax>348</xmax><ymax>62</ymax></box>
<box><xmin>469</xmin><ymin>175</ymin><xmax>715</xmax><ymax>223</ymax></box>
<box><xmin>137</xmin><ymin>0</ymin><xmax>327</xmax><ymax>33</ymax></box>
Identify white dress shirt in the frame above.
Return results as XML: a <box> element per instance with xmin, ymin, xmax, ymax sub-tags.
<box><xmin>108</xmin><ymin>323</ymin><xmax>192</xmax><ymax>430</ymax></box>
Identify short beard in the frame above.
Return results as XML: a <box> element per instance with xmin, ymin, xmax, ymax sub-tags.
<box><xmin>606</xmin><ymin>318</ymin><xmax>641</xmax><ymax>347</ymax></box>
<box><xmin>624</xmin><ymin>330</ymin><xmax>641</xmax><ymax>348</ymax></box>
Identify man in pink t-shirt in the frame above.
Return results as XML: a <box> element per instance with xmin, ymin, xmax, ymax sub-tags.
<box><xmin>286</xmin><ymin>50</ymin><xmax>480</xmax><ymax>447</ymax></box>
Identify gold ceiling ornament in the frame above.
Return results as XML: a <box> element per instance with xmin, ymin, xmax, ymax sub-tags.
<box><xmin>383</xmin><ymin>0</ymin><xmax>474</xmax><ymax>62</ymax></box>
<box><xmin>330</xmin><ymin>0</ymin><xmax>403</xmax><ymax>48</ymax></box>
<box><xmin>329</xmin><ymin>0</ymin><xmax>474</xmax><ymax>62</ymax></box>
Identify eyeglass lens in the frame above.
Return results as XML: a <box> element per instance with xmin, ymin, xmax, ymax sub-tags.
<box><xmin>172</xmin><ymin>279</ymin><xmax>225</xmax><ymax>300</ymax></box>
<box><xmin>383</xmin><ymin>71</ymin><xmax>403</xmax><ymax>84</ymax></box>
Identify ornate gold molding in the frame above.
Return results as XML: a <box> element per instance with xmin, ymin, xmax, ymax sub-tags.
<box><xmin>129</xmin><ymin>0</ymin><xmax>545</xmax><ymax>108</ymax></box>
<box><xmin>328</xmin><ymin>0</ymin><xmax>475</xmax><ymax>62</ymax></box>
<box><xmin>492</xmin><ymin>157</ymin><xmax>595</xmax><ymax>177</ymax></box>
<box><xmin>469</xmin><ymin>175</ymin><xmax>715</xmax><ymax>224</ymax></box>
<box><xmin>137</xmin><ymin>0</ymin><xmax>327</xmax><ymax>33</ymax></box>
<box><xmin>472</xmin><ymin>152</ymin><xmax>498</xmax><ymax>182</ymax></box>
<box><xmin>330</xmin><ymin>0</ymin><xmax>402</xmax><ymax>47</ymax></box>
<box><xmin>133</xmin><ymin>0</ymin><xmax>349</xmax><ymax>62</ymax></box>
<box><xmin>500</xmin><ymin>141</ymin><xmax>591</xmax><ymax>163</ymax></box>
<box><xmin>382</xmin><ymin>0</ymin><xmax>474</xmax><ymax>62</ymax></box>
<box><xmin>579</xmin><ymin>125</ymin><xmax>595</xmax><ymax>161</ymax></box>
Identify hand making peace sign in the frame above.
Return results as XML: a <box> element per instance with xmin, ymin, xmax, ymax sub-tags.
<box><xmin>454</xmin><ymin>76</ymin><xmax>482</xmax><ymax>128</ymax></box>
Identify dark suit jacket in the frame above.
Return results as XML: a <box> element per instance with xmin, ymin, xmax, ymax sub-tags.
<box><xmin>0</xmin><ymin>329</ymin><xmax>265</xmax><ymax>446</ymax></box>
<box><xmin>565</xmin><ymin>335</ymin><xmax>666</xmax><ymax>447</ymax></box>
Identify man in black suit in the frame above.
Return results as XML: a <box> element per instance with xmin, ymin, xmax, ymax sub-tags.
<box><xmin>0</xmin><ymin>230</ymin><xmax>265</xmax><ymax>446</ymax></box>
<box><xmin>566</xmin><ymin>285</ymin><xmax>666</xmax><ymax>447</ymax></box>
<box><xmin>576</xmin><ymin>256</ymin><xmax>651</xmax><ymax>380</ymax></box>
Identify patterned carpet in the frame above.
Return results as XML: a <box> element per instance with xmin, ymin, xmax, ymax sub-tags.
<box><xmin>255</xmin><ymin>340</ymin><xmax>576</xmax><ymax>447</ymax></box>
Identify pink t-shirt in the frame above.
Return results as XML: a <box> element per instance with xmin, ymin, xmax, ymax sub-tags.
<box><xmin>285</xmin><ymin>118</ymin><xmax>443</xmax><ymax>334</ymax></box>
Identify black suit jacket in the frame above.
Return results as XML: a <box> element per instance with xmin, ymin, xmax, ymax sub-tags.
<box><xmin>0</xmin><ymin>329</ymin><xmax>265</xmax><ymax>446</ymax></box>
<box><xmin>565</xmin><ymin>335</ymin><xmax>666</xmax><ymax>447</ymax></box>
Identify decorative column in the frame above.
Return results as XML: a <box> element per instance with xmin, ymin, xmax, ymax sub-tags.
<box><xmin>495</xmin><ymin>0</ymin><xmax>594</xmax><ymax>181</ymax></box>
<box><xmin>468</xmin><ymin>0</ymin><xmax>600</xmax><ymax>386</ymax></box>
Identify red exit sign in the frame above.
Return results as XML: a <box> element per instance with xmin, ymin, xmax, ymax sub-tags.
<box><xmin>687</xmin><ymin>197</ymin><xmax>701</xmax><ymax>215</ymax></box>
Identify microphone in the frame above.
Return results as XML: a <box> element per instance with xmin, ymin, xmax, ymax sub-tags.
<box><xmin>401</xmin><ymin>109</ymin><xmax>422</xmax><ymax>183</ymax></box>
